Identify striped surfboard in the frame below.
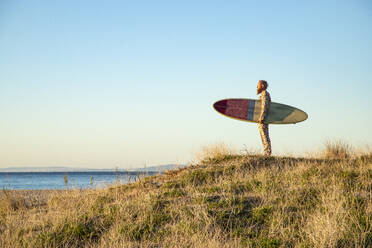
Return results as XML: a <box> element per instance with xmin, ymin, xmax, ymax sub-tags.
<box><xmin>213</xmin><ymin>98</ymin><xmax>308</xmax><ymax>124</ymax></box>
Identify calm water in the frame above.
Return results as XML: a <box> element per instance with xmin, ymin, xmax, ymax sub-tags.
<box><xmin>0</xmin><ymin>171</ymin><xmax>158</xmax><ymax>190</ymax></box>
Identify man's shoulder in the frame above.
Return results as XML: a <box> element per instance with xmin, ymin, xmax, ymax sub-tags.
<box><xmin>263</xmin><ymin>90</ymin><xmax>271</xmax><ymax>101</ymax></box>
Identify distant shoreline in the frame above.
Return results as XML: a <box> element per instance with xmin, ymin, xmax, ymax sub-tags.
<box><xmin>0</xmin><ymin>164</ymin><xmax>184</xmax><ymax>173</ymax></box>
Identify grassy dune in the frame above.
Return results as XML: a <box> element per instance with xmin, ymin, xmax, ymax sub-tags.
<box><xmin>1</xmin><ymin>150</ymin><xmax>371</xmax><ymax>247</ymax></box>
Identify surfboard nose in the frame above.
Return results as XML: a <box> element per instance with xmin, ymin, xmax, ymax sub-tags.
<box><xmin>213</xmin><ymin>100</ymin><xmax>228</xmax><ymax>114</ymax></box>
<box><xmin>283</xmin><ymin>109</ymin><xmax>308</xmax><ymax>123</ymax></box>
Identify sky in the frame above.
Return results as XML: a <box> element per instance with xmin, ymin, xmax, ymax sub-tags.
<box><xmin>0</xmin><ymin>0</ymin><xmax>371</xmax><ymax>168</ymax></box>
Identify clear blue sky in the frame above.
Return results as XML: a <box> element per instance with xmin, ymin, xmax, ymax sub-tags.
<box><xmin>1</xmin><ymin>1</ymin><xmax>371</xmax><ymax>168</ymax></box>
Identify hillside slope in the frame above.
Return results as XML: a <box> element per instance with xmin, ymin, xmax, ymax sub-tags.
<box><xmin>1</xmin><ymin>155</ymin><xmax>371</xmax><ymax>248</ymax></box>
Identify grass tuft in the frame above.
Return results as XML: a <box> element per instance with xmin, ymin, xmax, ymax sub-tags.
<box><xmin>194</xmin><ymin>142</ymin><xmax>237</xmax><ymax>163</ymax></box>
<box><xmin>323</xmin><ymin>139</ymin><xmax>352</xmax><ymax>159</ymax></box>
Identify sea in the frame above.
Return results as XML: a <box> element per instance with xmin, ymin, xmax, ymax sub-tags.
<box><xmin>0</xmin><ymin>171</ymin><xmax>159</xmax><ymax>190</ymax></box>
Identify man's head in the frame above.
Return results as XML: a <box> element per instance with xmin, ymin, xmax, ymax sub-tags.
<box><xmin>257</xmin><ymin>80</ymin><xmax>268</xmax><ymax>95</ymax></box>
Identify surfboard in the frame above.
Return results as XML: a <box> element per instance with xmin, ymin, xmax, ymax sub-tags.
<box><xmin>213</xmin><ymin>98</ymin><xmax>308</xmax><ymax>124</ymax></box>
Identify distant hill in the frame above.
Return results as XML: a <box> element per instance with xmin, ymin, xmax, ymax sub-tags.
<box><xmin>132</xmin><ymin>164</ymin><xmax>187</xmax><ymax>172</ymax></box>
<box><xmin>0</xmin><ymin>164</ymin><xmax>187</xmax><ymax>173</ymax></box>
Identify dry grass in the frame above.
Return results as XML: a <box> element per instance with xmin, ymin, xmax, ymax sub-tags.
<box><xmin>0</xmin><ymin>146</ymin><xmax>371</xmax><ymax>248</ymax></box>
<box><xmin>194</xmin><ymin>142</ymin><xmax>237</xmax><ymax>163</ymax></box>
<box><xmin>323</xmin><ymin>139</ymin><xmax>353</xmax><ymax>159</ymax></box>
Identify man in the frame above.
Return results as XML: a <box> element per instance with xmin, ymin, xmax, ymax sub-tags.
<box><xmin>257</xmin><ymin>80</ymin><xmax>272</xmax><ymax>156</ymax></box>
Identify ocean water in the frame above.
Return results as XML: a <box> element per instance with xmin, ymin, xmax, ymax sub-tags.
<box><xmin>0</xmin><ymin>171</ymin><xmax>158</xmax><ymax>190</ymax></box>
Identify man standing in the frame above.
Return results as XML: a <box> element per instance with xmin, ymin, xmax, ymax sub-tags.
<box><xmin>257</xmin><ymin>80</ymin><xmax>272</xmax><ymax>156</ymax></box>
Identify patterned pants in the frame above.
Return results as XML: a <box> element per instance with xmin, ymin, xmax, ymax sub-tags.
<box><xmin>258</xmin><ymin>123</ymin><xmax>271</xmax><ymax>156</ymax></box>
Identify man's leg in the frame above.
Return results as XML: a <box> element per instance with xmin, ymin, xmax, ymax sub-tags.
<box><xmin>258</xmin><ymin>123</ymin><xmax>271</xmax><ymax>156</ymax></box>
